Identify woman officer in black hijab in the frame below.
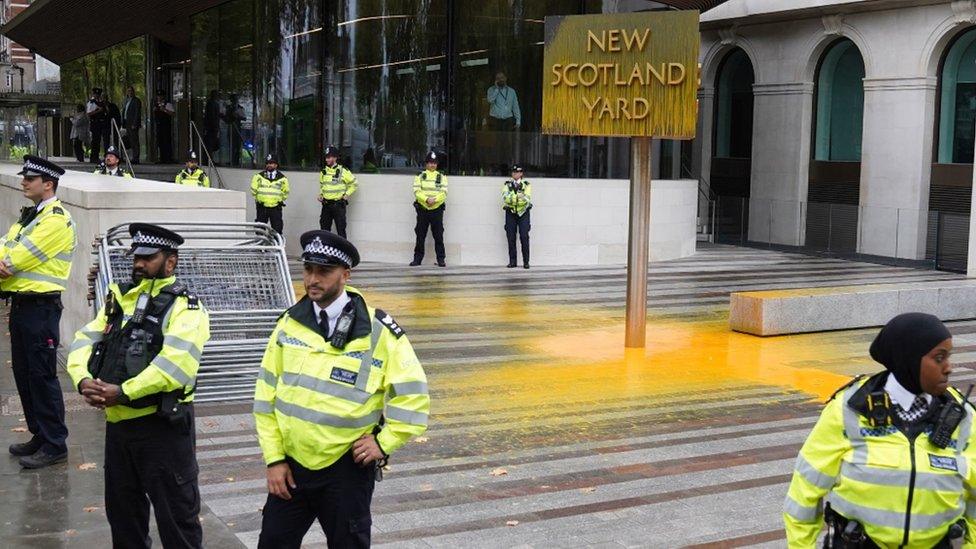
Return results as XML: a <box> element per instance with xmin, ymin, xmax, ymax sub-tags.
<box><xmin>784</xmin><ymin>313</ymin><xmax>976</xmax><ymax>548</ymax></box>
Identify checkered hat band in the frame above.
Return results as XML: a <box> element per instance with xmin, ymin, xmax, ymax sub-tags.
<box><xmin>303</xmin><ymin>241</ymin><xmax>351</xmax><ymax>266</ymax></box>
<box><xmin>132</xmin><ymin>232</ymin><xmax>179</xmax><ymax>249</ymax></box>
<box><xmin>23</xmin><ymin>160</ymin><xmax>60</xmax><ymax>178</ymax></box>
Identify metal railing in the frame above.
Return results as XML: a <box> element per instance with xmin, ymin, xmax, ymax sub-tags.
<box><xmin>109</xmin><ymin>118</ymin><xmax>134</xmax><ymax>176</ymax></box>
<box><xmin>188</xmin><ymin>121</ymin><xmax>226</xmax><ymax>189</ymax></box>
<box><xmin>89</xmin><ymin>222</ymin><xmax>295</xmax><ymax>402</ymax></box>
<box><xmin>710</xmin><ymin>196</ymin><xmax>969</xmax><ymax>271</ymax></box>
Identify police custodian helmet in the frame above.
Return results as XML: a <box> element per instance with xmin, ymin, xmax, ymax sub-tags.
<box><xmin>300</xmin><ymin>230</ymin><xmax>360</xmax><ymax>269</ymax></box>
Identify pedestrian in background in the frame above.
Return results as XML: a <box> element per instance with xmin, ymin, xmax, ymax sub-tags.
<box><xmin>69</xmin><ymin>104</ymin><xmax>89</xmax><ymax>163</ymax></box>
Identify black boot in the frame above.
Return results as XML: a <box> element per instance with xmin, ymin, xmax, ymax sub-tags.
<box><xmin>19</xmin><ymin>449</ymin><xmax>67</xmax><ymax>469</ymax></box>
<box><xmin>8</xmin><ymin>435</ymin><xmax>43</xmax><ymax>456</ymax></box>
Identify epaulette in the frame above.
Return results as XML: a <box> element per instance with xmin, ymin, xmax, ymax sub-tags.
<box><xmin>826</xmin><ymin>374</ymin><xmax>865</xmax><ymax>404</ymax></box>
<box><xmin>374</xmin><ymin>309</ymin><xmax>405</xmax><ymax>339</ymax></box>
<box><xmin>52</xmin><ymin>206</ymin><xmax>64</xmax><ymax>215</ymax></box>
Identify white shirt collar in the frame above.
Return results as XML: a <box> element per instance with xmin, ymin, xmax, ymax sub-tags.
<box><xmin>885</xmin><ymin>373</ymin><xmax>932</xmax><ymax>411</ymax></box>
<box><xmin>267</xmin><ymin>170</ymin><xmax>277</xmax><ymax>178</ymax></box>
<box><xmin>312</xmin><ymin>291</ymin><xmax>350</xmax><ymax>336</ymax></box>
<box><xmin>36</xmin><ymin>196</ymin><xmax>57</xmax><ymax>212</ymax></box>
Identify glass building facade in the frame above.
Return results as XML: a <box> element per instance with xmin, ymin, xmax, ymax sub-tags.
<box><xmin>58</xmin><ymin>0</ymin><xmax>678</xmax><ymax>177</ymax></box>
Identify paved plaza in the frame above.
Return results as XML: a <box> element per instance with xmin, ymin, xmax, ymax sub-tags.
<box><xmin>2</xmin><ymin>244</ymin><xmax>974</xmax><ymax>547</ymax></box>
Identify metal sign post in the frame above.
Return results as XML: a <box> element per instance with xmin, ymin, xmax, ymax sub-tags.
<box><xmin>626</xmin><ymin>137</ymin><xmax>652</xmax><ymax>347</ymax></box>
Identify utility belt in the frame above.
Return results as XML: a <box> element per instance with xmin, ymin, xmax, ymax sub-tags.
<box><xmin>824</xmin><ymin>504</ymin><xmax>964</xmax><ymax>549</ymax></box>
<box><xmin>322</xmin><ymin>198</ymin><xmax>348</xmax><ymax>205</ymax></box>
<box><xmin>5</xmin><ymin>291</ymin><xmax>62</xmax><ymax>306</ymax></box>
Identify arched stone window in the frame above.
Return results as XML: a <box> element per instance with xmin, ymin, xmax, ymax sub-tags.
<box><xmin>937</xmin><ymin>28</ymin><xmax>976</xmax><ymax>164</ymax></box>
<box><xmin>814</xmin><ymin>39</ymin><xmax>865</xmax><ymax>162</ymax></box>
<box><xmin>714</xmin><ymin>48</ymin><xmax>754</xmax><ymax>159</ymax></box>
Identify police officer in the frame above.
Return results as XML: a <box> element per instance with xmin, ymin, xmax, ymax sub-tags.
<box><xmin>502</xmin><ymin>164</ymin><xmax>531</xmax><ymax>269</ymax></box>
<box><xmin>175</xmin><ymin>151</ymin><xmax>211</xmax><ymax>188</ymax></box>
<box><xmin>319</xmin><ymin>145</ymin><xmax>358</xmax><ymax>237</ymax></box>
<box><xmin>251</xmin><ymin>154</ymin><xmax>289</xmax><ymax>235</ymax></box>
<box><xmin>93</xmin><ymin>146</ymin><xmax>133</xmax><ymax>178</ymax></box>
<box><xmin>254</xmin><ymin>230</ymin><xmax>429</xmax><ymax>548</ymax></box>
<box><xmin>87</xmin><ymin>87</ymin><xmax>109</xmax><ymax>163</ymax></box>
<box><xmin>410</xmin><ymin>151</ymin><xmax>448</xmax><ymax>267</ymax></box>
<box><xmin>66</xmin><ymin>223</ymin><xmax>209</xmax><ymax>548</ymax></box>
<box><xmin>1</xmin><ymin>155</ymin><xmax>74</xmax><ymax>468</ymax></box>
<box><xmin>785</xmin><ymin>313</ymin><xmax>976</xmax><ymax>548</ymax></box>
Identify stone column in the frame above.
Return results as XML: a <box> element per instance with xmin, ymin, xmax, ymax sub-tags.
<box><xmin>859</xmin><ymin>77</ymin><xmax>938</xmax><ymax>259</ymax></box>
<box><xmin>748</xmin><ymin>82</ymin><xmax>814</xmax><ymax>246</ymax></box>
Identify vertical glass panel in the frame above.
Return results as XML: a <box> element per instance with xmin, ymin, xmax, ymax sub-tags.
<box><xmin>254</xmin><ymin>0</ymin><xmax>322</xmax><ymax>169</ymax></box>
<box><xmin>323</xmin><ymin>1</ymin><xmax>448</xmax><ymax>173</ymax></box>
<box><xmin>938</xmin><ymin>28</ymin><xmax>976</xmax><ymax>164</ymax></box>
<box><xmin>814</xmin><ymin>39</ymin><xmax>864</xmax><ymax>162</ymax></box>
<box><xmin>715</xmin><ymin>48</ymin><xmax>754</xmax><ymax>159</ymax></box>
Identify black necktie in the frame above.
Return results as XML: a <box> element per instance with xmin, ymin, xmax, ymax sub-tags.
<box><xmin>318</xmin><ymin>309</ymin><xmax>330</xmax><ymax>338</ymax></box>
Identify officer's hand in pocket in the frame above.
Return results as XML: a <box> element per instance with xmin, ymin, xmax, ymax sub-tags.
<box><xmin>267</xmin><ymin>462</ymin><xmax>296</xmax><ymax>500</ymax></box>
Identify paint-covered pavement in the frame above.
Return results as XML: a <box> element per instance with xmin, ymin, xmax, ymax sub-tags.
<box><xmin>2</xmin><ymin>244</ymin><xmax>973</xmax><ymax>547</ymax></box>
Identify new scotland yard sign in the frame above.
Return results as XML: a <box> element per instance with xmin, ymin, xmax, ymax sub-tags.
<box><xmin>541</xmin><ymin>11</ymin><xmax>700</xmax><ymax>138</ymax></box>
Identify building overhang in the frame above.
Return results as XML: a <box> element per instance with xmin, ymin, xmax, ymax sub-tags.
<box><xmin>0</xmin><ymin>0</ymin><xmax>231</xmax><ymax>65</ymax></box>
<box><xmin>2</xmin><ymin>0</ymin><xmax>731</xmax><ymax>66</ymax></box>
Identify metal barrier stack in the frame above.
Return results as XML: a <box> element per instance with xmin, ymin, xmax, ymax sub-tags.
<box><xmin>90</xmin><ymin>222</ymin><xmax>294</xmax><ymax>402</ymax></box>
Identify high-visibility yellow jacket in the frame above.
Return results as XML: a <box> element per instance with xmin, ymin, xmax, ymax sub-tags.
<box><xmin>502</xmin><ymin>179</ymin><xmax>532</xmax><ymax>217</ymax></box>
<box><xmin>0</xmin><ymin>199</ymin><xmax>76</xmax><ymax>294</ymax></box>
<box><xmin>414</xmin><ymin>169</ymin><xmax>447</xmax><ymax>210</ymax></box>
<box><xmin>66</xmin><ymin>276</ymin><xmax>210</xmax><ymax>423</ymax></box>
<box><xmin>253</xmin><ymin>286</ymin><xmax>429</xmax><ymax>471</ymax></box>
<box><xmin>175</xmin><ymin>168</ymin><xmax>211</xmax><ymax>188</ymax></box>
<box><xmin>785</xmin><ymin>372</ymin><xmax>976</xmax><ymax>548</ymax></box>
<box><xmin>251</xmin><ymin>171</ymin><xmax>290</xmax><ymax>207</ymax></box>
<box><xmin>319</xmin><ymin>164</ymin><xmax>357</xmax><ymax>201</ymax></box>
<box><xmin>93</xmin><ymin>166</ymin><xmax>133</xmax><ymax>178</ymax></box>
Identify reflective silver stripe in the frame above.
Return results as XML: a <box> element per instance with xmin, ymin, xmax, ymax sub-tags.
<box><xmin>277</xmin><ymin>331</ymin><xmax>310</xmax><ymax>348</ymax></box>
<box><xmin>19</xmin><ymin>236</ymin><xmax>49</xmax><ymax>262</ymax></box>
<box><xmin>967</xmin><ymin>500</ymin><xmax>976</xmax><ymax>519</ymax></box>
<box><xmin>163</xmin><ymin>335</ymin><xmax>203</xmax><ymax>362</ymax></box>
<box><xmin>354</xmin><ymin>318</ymin><xmax>383</xmax><ymax>393</ymax></box>
<box><xmin>829</xmin><ymin>493</ymin><xmax>963</xmax><ymax>530</ymax></box>
<box><xmin>274</xmin><ymin>398</ymin><xmax>381</xmax><ymax>429</ymax></box>
<box><xmin>280</xmin><ymin>372</ymin><xmax>372</xmax><ymax>405</ymax></box>
<box><xmin>13</xmin><ymin>270</ymin><xmax>67</xmax><ymax>285</ymax></box>
<box><xmin>253</xmin><ymin>399</ymin><xmax>274</xmax><ymax>414</ymax></box>
<box><xmin>795</xmin><ymin>454</ymin><xmax>836</xmax><ymax>490</ymax></box>
<box><xmin>842</xmin><ymin>385</ymin><xmax>868</xmax><ymax>464</ymax></box>
<box><xmin>784</xmin><ymin>495</ymin><xmax>820</xmax><ymax>521</ymax></box>
<box><xmin>82</xmin><ymin>330</ymin><xmax>104</xmax><ymax>341</ymax></box>
<box><xmin>68</xmin><ymin>338</ymin><xmax>95</xmax><ymax>354</ymax></box>
<box><xmin>841</xmin><ymin>462</ymin><xmax>963</xmax><ymax>493</ymax></box>
<box><xmin>392</xmin><ymin>381</ymin><xmax>429</xmax><ymax>397</ymax></box>
<box><xmin>955</xmin><ymin>405</ymin><xmax>973</xmax><ymax>479</ymax></box>
<box><xmin>386</xmin><ymin>405</ymin><xmax>428</xmax><ymax>426</ymax></box>
<box><xmin>150</xmin><ymin>355</ymin><xmax>194</xmax><ymax>386</ymax></box>
<box><xmin>54</xmin><ymin>251</ymin><xmax>73</xmax><ymax>262</ymax></box>
<box><xmin>258</xmin><ymin>368</ymin><xmax>278</xmax><ymax>388</ymax></box>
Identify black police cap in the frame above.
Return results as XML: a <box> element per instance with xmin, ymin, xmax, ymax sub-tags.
<box><xmin>300</xmin><ymin>230</ymin><xmax>360</xmax><ymax>269</ymax></box>
<box><xmin>187</xmin><ymin>150</ymin><xmax>199</xmax><ymax>162</ymax></box>
<box><xmin>424</xmin><ymin>151</ymin><xmax>440</xmax><ymax>164</ymax></box>
<box><xmin>324</xmin><ymin>146</ymin><xmax>339</xmax><ymax>158</ymax></box>
<box><xmin>18</xmin><ymin>155</ymin><xmax>65</xmax><ymax>180</ymax></box>
<box><xmin>105</xmin><ymin>146</ymin><xmax>121</xmax><ymax>159</ymax></box>
<box><xmin>128</xmin><ymin>223</ymin><xmax>185</xmax><ymax>256</ymax></box>
<box><xmin>265</xmin><ymin>153</ymin><xmax>278</xmax><ymax>164</ymax></box>
<box><xmin>511</xmin><ymin>164</ymin><xmax>524</xmax><ymax>172</ymax></box>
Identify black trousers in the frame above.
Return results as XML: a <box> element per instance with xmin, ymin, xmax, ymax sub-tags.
<box><xmin>256</xmin><ymin>203</ymin><xmax>284</xmax><ymax>234</ymax></box>
<box><xmin>9</xmin><ymin>295</ymin><xmax>67</xmax><ymax>455</ymax></box>
<box><xmin>72</xmin><ymin>138</ymin><xmax>86</xmax><ymax>162</ymax></box>
<box><xmin>320</xmin><ymin>200</ymin><xmax>348</xmax><ymax>238</ymax></box>
<box><xmin>104</xmin><ymin>409</ymin><xmax>201</xmax><ymax>549</ymax></box>
<box><xmin>505</xmin><ymin>210</ymin><xmax>530</xmax><ymax>265</ymax></box>
<box><xmin>413</xmin><ymin>203</ymin><xmax>445</xmax><ymax>263</ymax></box>
<box><xmin>90</xmin><ymin>124</ymin><xmax>108</xmax><ymax>163</ymax></box>
<box><xmin>258</xmin><ymin>452</ymin><xmax>375</xmax><ymax>549</ymax></box>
